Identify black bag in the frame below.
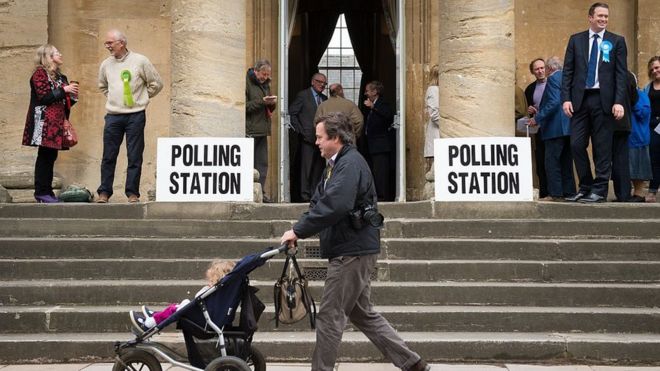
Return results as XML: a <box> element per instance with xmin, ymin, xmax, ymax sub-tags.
<box><xmin>273</xmin><ymin>252</ymin><xmax>316</xmax><ymax>328</ymax></box>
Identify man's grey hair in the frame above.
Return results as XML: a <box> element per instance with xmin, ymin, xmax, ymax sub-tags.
<box><xmin>329</xmin><ymin>83</ymin><xmax>343</xmax><ymax>97</ymax></box>
<box><xmin>254</xmin><ymin>59</ymin><xmax>271</xmax><ymax>71</ymax></box>
<box><xmin>108</xmin><ymin>29</ymin><xmax>127</xmax><ymax>45</ymax></box>
<box><xmin>315</xmin><ymin>112</ymin><xmax>354</xmax><ymax>145</ymax></box>
<box><xmin>545</xmin><ymin>56</ymin><xmax>563</xmax><ymax>72</ymax></box>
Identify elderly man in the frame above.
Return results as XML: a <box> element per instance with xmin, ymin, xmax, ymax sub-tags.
<box><xmin>289</xmin><ymin>73</ymin><xmax>328</xmax><ymax>202</ymax></box>
<box><xmin>315</xmin><ymin>83</ymin><xmax>363</xmax><ymax>139</ymax></box>
<box><xmin>561</xmin><ymin>2</ymin><xmax>628</xmax><ymax>203</ymax></box>
<box><xmin>363</xmin><ymin>80</ymin><xmax>395</xmax><ymax>201</ymax></box>
<box><xmin>525</xmin><ymin>58</ymin><xmax>549</xmax><ymax>199</ymax></box>
<box><xmin>530</xmin><ymin>57</ymin><xmax>576</xmax><ymax>201</ymax></box>
<box><xmin>246</xmin><ymin>59</ymin><xmax>277</xmax><ymax>202</ymax></box>
<box><xmin>96</xmin><ymin>29</ymin><xmax>162</xmax><ymax>203</ymax></box>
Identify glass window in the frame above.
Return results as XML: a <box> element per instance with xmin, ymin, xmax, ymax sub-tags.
<box><xmin>317</xmin><ymin>14</ymin><xmax>362</xmax><ymax>104</ymax></box>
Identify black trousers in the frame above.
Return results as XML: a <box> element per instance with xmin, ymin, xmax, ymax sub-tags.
<box><xmin>253</xmin><ymin>136</ymin><xmax>269</xmax><ymax>196</ymax></box>
<box><xmin>570</xmin><ymin>90</ymin><xmax>615</xmax><ymax>197</ymax></box>
<box><xmin>299</xmin><ymin>140</ymin><xmax>324</xmax><ymax>201</ymax></box>
<box><xmin>544</xmin><ymin>136</ymin><xmax>575</xmax><ymax>198</ymax></box>
<box><xmin>611</xmin><ymin>131</ymin><xmax>631</xmax><ymax>201</ymax></box>
<box><xmin>370</xmin><ymin>152</ymin><xmax>393</xmax><ymax>201</ymax></box>
<box><xmin>34</xmin><ymin>146</ymin><xmax>58</xmax><ymax>196</ymax></box>
<box><xmin>649</xmin><ymin>117</ymin><xmax>660</xmax><ymax>192</ymax></box>
<box><xmin>534</xmin><ymin>134</ymin><xmax>549</xmax><ymax>198</ymax></box>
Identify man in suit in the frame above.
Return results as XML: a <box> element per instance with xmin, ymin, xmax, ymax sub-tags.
<box><xmin>530</xmin><ymin>56</ymin><xmax>576</xmax><ymax>201</ymax></box>
<box><xmin>315</xmin><ymin>83</ymin><xmax>363</xmax><ymax>140</ymax></box>
<box><xmin>290</xmin><ymin>73</ymin><xmax>328</xmax><ymax>202</ymax></box>
<box><xmin>363</xmin><ymin>80</ymin><xmax>395</xmax><ymax>201</ymax></box>
<box><xmin>561</xmin><ymin>2</ymin><xmax>628</xmax><ymax>203</ymax></box>
<box><xmin>525</xmin><ymin>58</ymin><xmax>549</xmax><ymax>199</ymax></box>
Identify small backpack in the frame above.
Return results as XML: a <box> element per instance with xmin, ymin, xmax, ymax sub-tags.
<box><xmin>273</xmin><ymin>252</ymin><xmax>316</xmax><ymax>328</ymax></box>
<box><xmin>59</xmin><ymin>184</ymin><xmax>93</xmax><ymax>202</ymax></box>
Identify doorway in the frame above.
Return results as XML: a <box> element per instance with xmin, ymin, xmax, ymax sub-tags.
<box><xmin>278</xmin><ymin>0</ymin><xmax>405</xmax><ymax>202</ymax></box>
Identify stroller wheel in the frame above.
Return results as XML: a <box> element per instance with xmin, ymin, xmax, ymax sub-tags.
<box><xmin>205</xmin><ymin>355</ymin><xmax>251</xmax><ymax>371</ymax></box>
<box><xmin>112</xmin><ymin>349</ymin><xmax>162</xmax><ymax>371</ymax></box>
<box><xmin>246</xmin><ymin>346</ymin><xmax>266</xmax><ymax>371</ymax></box>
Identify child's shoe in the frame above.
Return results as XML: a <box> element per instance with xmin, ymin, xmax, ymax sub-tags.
<box><xmin>129</xmin><ymin>310</ymin><xmax>149</xmax><ymax>334</ymax></box>
<box><xmin>141</xmin><ymin>305</ymin><xmax>155</xmax><ymax>317</ymax></box>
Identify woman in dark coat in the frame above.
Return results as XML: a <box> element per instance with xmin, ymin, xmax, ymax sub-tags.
<box><xmin>22</xmin><ymin>44</ymin><xmax>78</xmax><ymax>203</ymax></box>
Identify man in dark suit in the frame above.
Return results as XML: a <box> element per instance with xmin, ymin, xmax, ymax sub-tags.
<box><xmin>290</xmin><ymin>73</ymin><xmax>328</xmax><ymax>201</ymax></box>
<box><xmin>363</xmin><ymin>80</ymin><xmax>395</xmax><ymax>201</ymax></box>
<box><xmin>525</xmin><ymin>58</ymin><xmax>549</xmax><ymax>199</ymax></box>
<box><xmin>561</xmin><ymin>2</ymin><xmax>627</xmax><ymax>203</ymax></box>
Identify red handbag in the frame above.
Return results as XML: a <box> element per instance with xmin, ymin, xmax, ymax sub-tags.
<box><xmin>63</xmin><ymin>119</ymin><xmax>78</xmax><ymax>147</ymax></box>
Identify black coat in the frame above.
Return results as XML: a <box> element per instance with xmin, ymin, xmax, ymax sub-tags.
<box><xmin>561</xmin><ymin>30</ymin><xmax>628</xmax><ymax>114</ymax></box>
<box><xmin>293</xmin><ymin>145</ymin><xmax>380</xmax><ymax>259</ymax></box>
<box><xmin>289</xmin><ymin>88</ymin><xmax>327</xmax><ymax>143</ymax></box>
<box><xmin>364</xmin><ymin>98</ymin><xmax>394</xmax><ymax>154</ymax></box>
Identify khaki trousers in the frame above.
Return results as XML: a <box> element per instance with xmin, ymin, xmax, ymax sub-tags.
<box><xmin>311</xmin><ymin>253</ymin><xmax>421</xmax><ymax>371</ymax></box>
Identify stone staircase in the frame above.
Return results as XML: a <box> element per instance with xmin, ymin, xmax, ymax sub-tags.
<box><xmin>1</xmin><ymin>201</ymin><xmax>660</xmax><ymax>365</ymax></box>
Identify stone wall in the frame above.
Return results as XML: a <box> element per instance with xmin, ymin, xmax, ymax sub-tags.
<box><xmin>0</xmin><ymin>0</ymin><xmax>48</xmax><ymax>173</ymax></box>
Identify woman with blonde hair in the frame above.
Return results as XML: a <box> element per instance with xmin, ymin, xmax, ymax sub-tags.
<box><xmin>21</xmin><ymin>44</ymin><xmax>79</xmax><ymax>203</ymax></box>
<box><xmin>423</xmin><ymin>64</ymin><xmax>440</xmax><ymax>173</ymax></box>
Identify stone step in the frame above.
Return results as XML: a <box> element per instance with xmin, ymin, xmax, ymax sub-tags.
<box><xmin>4</xmin><ymin>259</ymin><xmax>660</xmax><ymax>283</ymax></box>
<box><xmin>1</xmin><ymin>332</ymin><xmax>659</xmax><ymax>364</ymax></box>
<box><xmin>3</xmin><ymin>305</ymin><xmax>660</xmax><ymax>334</ymax></box>
<box><xmin>2</xmin><ymin>280</ymin><xmax>659</xmax><ymax>307</ymax></box>
<box><xmin>1</xmin><ymin>218</ymin><xmax>657</xmax><ymax>239</ymax></box>
<box><xmin>3</xmin><ymin>201</ymin><xmax>660</xmax><ymax>220</ymax></box>
<box><xmin>2</xmin><ymin>237</ymin><xmax>660</xmax><ymax>261</ymax></box>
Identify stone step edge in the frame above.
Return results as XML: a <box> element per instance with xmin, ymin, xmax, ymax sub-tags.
<box><xmin>3</xmin><ymin>305</ymin><xmax>660</xmax><ymax>314</ymax></box>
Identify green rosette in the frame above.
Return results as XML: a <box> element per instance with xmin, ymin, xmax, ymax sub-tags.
<box><xmin>121</xmin><ymin>69</ymin><xmax>134</xmax><ymax>107</ymax></box>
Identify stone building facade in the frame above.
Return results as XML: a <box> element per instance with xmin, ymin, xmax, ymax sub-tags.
<box><xmin>1</xmin><ymin>0</ymin><xmax>658</xmax><ymax>201</ymax></box>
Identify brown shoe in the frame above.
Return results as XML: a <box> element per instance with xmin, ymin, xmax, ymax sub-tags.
<box><xmin>96</xmin><ymin>193</ymin><xmax>109</xmax><ymax>203</ymax></box>
<box><xmin>127</xmin><ymin>194</ymin><xmax>139</xmax><ymax>203</ymax></box>
<box><xmin>646</xmin><ymin>192</ymin><xmax>657</xmax><ymax>203</ymax></box>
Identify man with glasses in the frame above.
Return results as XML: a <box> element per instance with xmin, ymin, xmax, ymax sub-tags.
<box><xmin>96</xmin><ymin>29</ymin><xmax>162</xmax><ymax>203</ymax></box>
<box><xmin>289</xmin><ymin>73</ymin><xmax>328</xmax><ymax>202</ymax></box>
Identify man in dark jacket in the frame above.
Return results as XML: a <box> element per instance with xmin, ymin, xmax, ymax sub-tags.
<box><xmin>363</xmin><ymin>80</ymin><xmax>395</xmax><ymax>201</ymax></box>
<box><xmin>280</xmin><ymin>112</ymin><xmax>429</xmax><ymax>371</ymax></box>
<box><xmin>245</xmin><ymin>59</ymin><xmax>276</xmax><ymax>202</ymax></box>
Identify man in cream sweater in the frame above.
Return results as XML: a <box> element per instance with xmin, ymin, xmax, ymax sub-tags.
<box><xmin>96</xmin><ymin>29</ymin><xmax>163</xmax><ymax>203</ymax></box>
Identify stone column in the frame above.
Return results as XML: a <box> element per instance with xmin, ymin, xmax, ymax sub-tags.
<box><xmin>170</xmin><ymin>0</ymin><xmax>246</xmax><ymax>137</ymax></box>
<box><xmin>438</xmin><ymin>1</ymin><xmax>515</xmax><ymax>137</ymax></box>
<box><xmin>637</xmin><ymin>0</ymin><xmax>660</xmax><ymax>87</ymax></box>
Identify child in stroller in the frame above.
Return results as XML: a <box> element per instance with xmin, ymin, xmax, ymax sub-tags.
<box><xmin>113</xmin><ymin>246</ymin><xmax>288</xmax><ymax>371</ymax></box>
<box><xmin>129</xmin><ymin>259</ymin><xmax>236</xmax><ymax>334</ymax></box>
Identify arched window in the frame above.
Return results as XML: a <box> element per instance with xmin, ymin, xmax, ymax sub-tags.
<box><xmin>317</xmin><ymin>14</ymin><xmax>362</xmax><ymax>103</ymax></box>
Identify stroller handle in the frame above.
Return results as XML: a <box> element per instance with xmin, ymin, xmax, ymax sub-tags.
<box><xmin>260</xmin><ymin>244</ymin><xmax>290</xmax><ymax>259</ymax></box>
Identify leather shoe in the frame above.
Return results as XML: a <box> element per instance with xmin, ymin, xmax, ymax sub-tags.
<box><xmin>564</xmin><ymin>192</ymin><xmax>586</xmax><ymax>202</ymax></box>
<box><xmin>127</xmin><ymin>194</ymin><xmax>139</xmax><ymax>203</ymax></box>
<box><xmin>95</xmin><ymin>193</ymin><xmax>109</xmax><ymax>203</ymax></box>
<box><xmin>578</xmin><ymin>192</ymin><xmax>606</xmax><ymax>203</ymax></box>
<box><xmin>410</xmin><ymin>359</ymin><xmax>431</xmax><ymax>371</ymax></box>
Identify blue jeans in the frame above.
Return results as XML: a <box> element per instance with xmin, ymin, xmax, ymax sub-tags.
<box><xmin>97</xmin><ymin>111</ymin><xmax>146</xmax><ymax>198</ymax></box>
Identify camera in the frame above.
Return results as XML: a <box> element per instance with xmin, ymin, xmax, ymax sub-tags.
<box><xmin>349</xmin><ymin>204</ymin><xmax>384</xmax><ymax>230</ymax></box>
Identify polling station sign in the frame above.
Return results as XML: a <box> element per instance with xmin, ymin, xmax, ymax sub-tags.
<box><xmin>434</xmin><ymin>137</ymin><xmax>533</xmax><ymax>201</ymax></box>
<box><xmin>156</xmin><ymin>137</ymin><xmax>254</xmax><ymax>202</ymax></box>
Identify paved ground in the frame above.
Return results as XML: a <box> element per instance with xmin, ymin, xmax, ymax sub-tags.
<box><xmin>1</xmin><ymin>363</ymin><xmax>660</xmax><ymax>370</ymax></box>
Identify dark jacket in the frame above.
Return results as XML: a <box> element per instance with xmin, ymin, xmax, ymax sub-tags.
<box><xmin>293</xmin><ymin>144</ymin><xmax>380</xmax><ymax>259</ymax></box>
<box><xmin>289</xmin><ymin>87</ymin><xmax>327</xmax><ymax>143</ymax></box>
<box><xmin>245</xmin><ymin>68</ymin><xmax>274</xmax><ymax>137</ymax></box>
<box><xmin>524</xmin><ymin>80</ymin><xmax>542</xmax><ymax>112</ymax></box>
<box><xmin>561</xmin><ymin>30</ymin><xmax>628</xmax><ymax>113</ymax></box>
<box><xmin>535</xmin><ymin>70</ymin><xmax>571</xmax><ymax>140</ymax></box>
<box><xmin>364</xmin><ymin>98</ymin><xmax>394</xmax><ymax>154</ymax></box>
<box><xmin>22</xmin><ymin>67</ymin><xmax>75</xmax><ymax>150</ymax></box>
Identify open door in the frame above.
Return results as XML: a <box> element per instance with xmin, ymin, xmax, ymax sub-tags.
<box><xmin>277</xmin><ymin>0</ymin><xmax>292</xmax><ymax>202</ymax></box>
<box><xmin>394</xmin><ymin>0</ymin><xmax>406</xmax><ymax>201</ymax></box>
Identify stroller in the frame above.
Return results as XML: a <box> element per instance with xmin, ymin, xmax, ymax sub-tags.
<box><xmin>113</xmin><ymin>245</ymin><xmax>289</xmax><ymax>371</ymax></box>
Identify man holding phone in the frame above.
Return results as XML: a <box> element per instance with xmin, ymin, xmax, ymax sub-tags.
<box><xmin>246</xmin><ymin>59</ymin><xmax>276</xmax><ymax>202</ymax></box>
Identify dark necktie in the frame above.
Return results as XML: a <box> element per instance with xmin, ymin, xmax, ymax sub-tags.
<box><xmin>324</xmin><ymin>159</ymin><xmax>334</xmax><ymax>189</ymax></box>
<box><xmin>316</xmin><ymin>94</ymin><xmax>322</xmax><ymax>106</ymax></box>
<box><xmin>586</xmin><ymin>34</ymin><xmax>599</xmax><ymax>88</ymax></box>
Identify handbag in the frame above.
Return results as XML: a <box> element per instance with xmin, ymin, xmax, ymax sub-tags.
<box><xmin>273</xmin><ymin>252</ymin><xmax>316</xmax><ymax>328</ymax></box>
<box><xmin>63</xmin><ymin>119</ymin><xmax>78</xmax><ymax>147</ymax></box>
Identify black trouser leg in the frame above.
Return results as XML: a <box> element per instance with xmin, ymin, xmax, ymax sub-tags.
<box><xmin>34</xmin><ymin>146</ymin><xmax>58</xmax><ymax>196</ymax></box>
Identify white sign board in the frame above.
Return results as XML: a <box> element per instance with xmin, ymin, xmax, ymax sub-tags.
<box><xmin>434</xmin><ymin>137</ymin><xmax>533</xmax><ymax>202</ymax></box>
<box><xmin>156</xmin><ymin>137</ymin><xmax>254</xmax><ymax>202</ymax></box>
